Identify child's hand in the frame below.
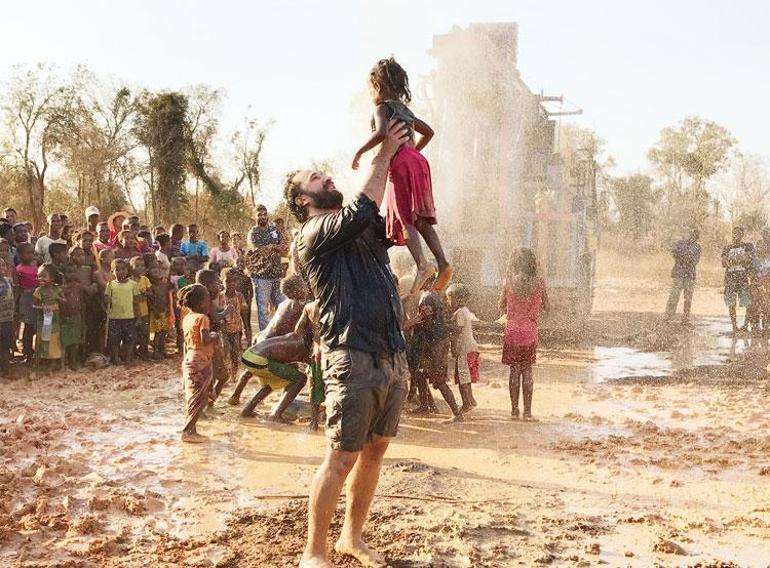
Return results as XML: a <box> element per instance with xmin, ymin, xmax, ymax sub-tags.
<box><xmin>351</xmin><ymin>153</ymin><xmax>361</xmax><ymax>170</ymax></box>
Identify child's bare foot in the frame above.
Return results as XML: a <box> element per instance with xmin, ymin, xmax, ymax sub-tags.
<box><xmin>511</xmin><ymin>409</ymin><xmax>520</xmax><ymax>421</ymax></box>
<box><xmin>522</xmin><ymin>413</ymin><xmax>538</xmax><ymax>422</ymax></box>
<box><xmin>227</xmin><ymin>395</ymin><xmax>240</xmax><ymax>406</ymax></box>
<box><xmin>432</xmin><ymin>264</ymin><xmax>454</xmax><ymax>291</ymax></box>
<box><xmin>334</xmin><ymin>537</ymin><xmax>386</xmax><ymax>567</ymax></box>
<box><xmin>410</xmin><ymin>263</ymin><xmax>437</xmax><ymax>295</ymax></box>
<box><xmin>240</xmin><ymin>409</ymin><xmax>256</xmax><ymax>418</ymax></box>
<box><xmin>181</xmin><ymin>431</ymin><xmax>207</xmax><ymax>443</ymax></box>
<box><xmin>266</xmin><ymin>414</ymin><xmax>290</xmax><ymax>424</ymax></box>
<box><xmin>444</xmin><ymin>412</ymin><xmax>464</xmax><ymax>424</ymax></box>
<box><xmin>299</xmin><ymin>554</ymin><xmax>334</xmax><ymax>568</ymax></box>
<box><xmin>461</xmin><ymin>404</ymin><xmax>474</xmax><ymax>414</ymax></box>
<box><xmin>408</xmin><ymin>405</ymin><xmax>432</xmax><ymax>415</ymax></box>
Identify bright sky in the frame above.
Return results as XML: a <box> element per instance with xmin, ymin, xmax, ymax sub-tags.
<box><xmin>2</xmin><ymin>0</ymin><xmax>768</xmax><ymax>207</ymax></box>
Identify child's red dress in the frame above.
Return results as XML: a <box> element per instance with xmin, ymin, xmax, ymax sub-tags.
<box><xmin>502</xmin><ymin>278</ymin><xmax>545</xmax><ymax>366</ymax></box>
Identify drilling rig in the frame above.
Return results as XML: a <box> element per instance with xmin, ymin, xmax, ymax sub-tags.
<box><xmin>425</xmin><ymin>22</ymin><xmax>598</xmax><ymax>324</ymax></box>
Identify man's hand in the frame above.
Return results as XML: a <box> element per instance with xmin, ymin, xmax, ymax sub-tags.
<box><xmin>351</xmin><ymin>153</ymin><xmax>361</xmax><ymax>170</ymax></box>
<box><xmin>376</xmin><ymin>119</ymin><xmax>409</xmax><ymax>162</ymax></box>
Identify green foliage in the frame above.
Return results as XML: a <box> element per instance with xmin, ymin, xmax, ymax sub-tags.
<box><xmin>607</xmin><ymin>174</ymin><xmax>658</xmax><ymax>242</ymax></box>
<box><xmin>134</xmin><ymin>91</ymin><xmax>189</xmax><ymax>224</ymax></box>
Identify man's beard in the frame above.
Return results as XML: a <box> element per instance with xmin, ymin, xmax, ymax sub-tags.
<box><xmin>311</xmin><ymin>189</ymin><xmax>344</xmax><ymax>210</ymax></box>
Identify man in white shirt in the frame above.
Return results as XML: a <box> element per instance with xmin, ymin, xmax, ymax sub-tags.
<box><xmin>34</xmin><ymin>214</ymin><xmax>66</xmax><ymax>264</ymax></box>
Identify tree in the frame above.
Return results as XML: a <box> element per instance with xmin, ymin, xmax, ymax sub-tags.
<box><xmin>717</xmin><ymin>152</ymin><xmax>770</xmax><ymax>225</ymax></box>
<box><xmin>134</xmin><ymin>91</ymin><xmax>189</xmax><ymax>224</ymax></box>
<box><xmin>0</xmin><ymin>64</ymin><xmax>76</xmax><ymax>228</ymax></box>
<box><xmin>606</xmin><ymin>173</ymin><xmax>659</xmax><ymax>243</ymax></box>
<box><xmin>231</xmin><ymin>116</ymin><xmax>270</xmax><ymax>206</ymax></box>
<box><xmin>55</xmin><ymin>68</ymin><xmax>136</xmax><ymax>213</ymax></box>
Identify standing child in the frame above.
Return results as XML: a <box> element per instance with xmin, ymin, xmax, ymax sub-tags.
<box><xmin>15</xmin><ymin>243</ymin><xmax>38</xmax><ymax>362</ymax></box>
<box><xmin>154</xmin><ymin>233</ymin><xmax>172</xmax><ymax>277</ymax></box>
<box><xmin>233</xmin><ymin>257</ymin><xmax>254</xmax><ymax>343</ymax></box>
<box><xmin>59</xmin><ymin>263</ymin><xmax>85</xmax><ymax>370</ymax></box>
<box><xmin>446</xmin><ymin>283</ymin><xmax>479</xmax><ymax>413</ymax></box>
<box><xmin>147</xmin><ymin>267</ymin><xmax>172</xmax><ymax>360</ymax></box>
<box><xmin>180</xmin><ymin>224</ymin><xmax>209</xmax><ymax>271</ymax></box>
<box><xmin>406</xmin><ymin>291</ymin><xmax>463</xmax><ymax>421</ymax></box>
<box><xmin>210</xmin><ymin>230</ymin><xmax>238</xmax><ymax>268</ymax></box>
<box><xmin>70</xmin><ymin>246</ymin><xmax>99</xmax><ymax>359</ymax></box>
<box><xmin>0</xmin><ymin>259</ymin><xmax>14</xmax><ymax>376</ymax></box>
<box><xmin>352</xmin><ymin>56</ymin><xmax>452</xmax><ymax>293</ymax></box>
<box><xmin>104</xmin><ymin>259</ymin><xmax>139</xmax><ymax>366</ymax></box>
<box><xmin>178</xmin><ymin>283</ymin><xmax>218</xmax><ymax>443</ymax></box>
<box><xmin>499</xmin><ymin>248</ymin><xmax>549</xmax><ymax>421</ymax></box>
<box><xmin>170</xmin><ymin>257</ymin><xmax>191</xmax><ymax>352</ymax></box>
<box><xmin>194</xmin><ymin>269</ymin><xmax>229</xmax><ymax>401</ymax></box>
<box><xmin>130</xmin><ymin>256</ymin><xmax>151</xmax><ymax>360</ymax></box>
<box><xmin>32</xmin><ymin>263</ymin><xmax>63</xmax><ymax>372</ymax></box>
<box><xmin>220</xmin><ymin>267</ymin><xmax>248</xmax><ymax>384</ymax></box>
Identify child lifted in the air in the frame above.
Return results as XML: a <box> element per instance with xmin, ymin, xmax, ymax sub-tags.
<box><xmin>352</xmin><ymin>56</ymin><xmax>453</xmax><ymax>294</ymax></box>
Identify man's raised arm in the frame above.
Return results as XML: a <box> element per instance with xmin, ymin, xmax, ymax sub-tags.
<box><xmin>360</xmin><ymin>119</ymin><xmax>409</xmax><ymax>207</ymax></box>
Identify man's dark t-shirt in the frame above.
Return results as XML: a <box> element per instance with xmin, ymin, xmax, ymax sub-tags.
<box><xmin>296</xmin><ymin>193</ymin><xmax>405</xmax><ymax>354</ymax></box>
<box><xmin>670</xmin><ymin>239</ymin><xmax>702</xmax><ymax>280</ymax></box>
<box><xmin>722</xmin><ymin>242</ymin><xmax>754</xmax><ymax>287</ymax></box>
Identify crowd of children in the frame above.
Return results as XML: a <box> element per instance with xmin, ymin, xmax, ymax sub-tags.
<box><xmin>0</xmin><ymin>208</ymin><xmax>254</xmax><ymax>378</ymax></box>
<box><xmin>0</xmin><ymin>203</ymin><xmax>555</xmax><ymax>442</ymax></box>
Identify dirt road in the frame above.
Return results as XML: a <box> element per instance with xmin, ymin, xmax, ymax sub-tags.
<box><xmin>2</xmin><ymin>280</ymin><xmax>769</xmax><ymax>567</ymax></box>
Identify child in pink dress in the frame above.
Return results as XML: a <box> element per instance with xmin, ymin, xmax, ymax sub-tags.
<box><xmin>499</xmin><ymin>248</ymin><xmax>549</xmax><ymax>421</ymax></box>
<box><xmin>352</xmin><ymin>57</ymin><xmax>453</xmax><ymax>293</ymax></box>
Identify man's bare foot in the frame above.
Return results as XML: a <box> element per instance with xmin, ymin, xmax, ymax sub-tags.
<box><xmin>227</xmin><ymin>395</ymin><xmax>240</xmax><ymax>406</ymax></box>
<box><xmin>334</xmin><ymin>537</ymin><xmax>386</xmax><ymax>567</ymax></box>
<box><xmin>410</xmin><ymin>263</ymin><xmax>437</xmax><ymax>295</ymax></box>
<box><xmin>298</xmin><ymin>554</ymin><xmax>334</xmax><ymax>568</ymax></box>
<box><xmin>181</xmin><ymin>431</ymin><xmax>207</xmax><ymax>443</ymax></box>
<box><xmin>432</xmin><ymin>264</ymin><xmax>454</xmax><ymax>291</ymax></box>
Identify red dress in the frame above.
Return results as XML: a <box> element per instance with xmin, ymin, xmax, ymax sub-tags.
<box><xmin>385</xmin><ymin>145</ymin><xmax>437</xmax><ymax>246</ymax></box>
<box><xmin>502</xmin><ymin>278</ymin><xmax>545</xmax><ymax>366</ymax></box>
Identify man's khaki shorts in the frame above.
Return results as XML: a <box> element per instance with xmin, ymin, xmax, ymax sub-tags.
<box><xmin>322</xmin><ymin>347</ymin><xmax>408</xmax><ymax>452</ymax></box>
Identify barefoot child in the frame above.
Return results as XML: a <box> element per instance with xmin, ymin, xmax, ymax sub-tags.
<box><xmin>220</xmin><ymin>267</ymin><xmax>248</xmax><ymax>383</ymax></box>
<box><xmin>32</xmin><ymin>263</ymin><xmax>63</xmax><ymax>372</ymax></box>
<box><xmin>178</xmin><ymin>283</ymin><xmax>218</xmax><ymax>443</ymax></box>
<box><xmin>194</xmin><ymin>269</ymin><xmax>229</xmax><ymax>401</ymax></box>
<box><xmin>105</xmin><ymin>259</ymin><xmax>140</xmax><ymax>366</ymax></box>
<box><xmin>352</xmin><ymin>56</ymin><xmax>452</xmax><ymax>292</ymax></box>
<box><xmin>59</xmin><ymin>262</ymin><xmax>85</xmax><ymax>370</ymax></box>
<box><xmin>446</xmin><ymin>283</ymin><xmax>479</xmax><ymax>413</ymax></box>
<box><xmin>0</xmin><ymin>259</ymin><xmax>14</xmax><ymax>376</ymax></box>
<box><xmin>499</xmin><ymin>248</ymin><xmax>549</xmax><ymax>421</ymax></box>
<box><xmin>405</xmin><ymin>291</ymin><xmax>463</xmax><ymax>421</ymax></box>
<box><xmin>227</xmin><ymin>274</ymin><xmax>308</xmax><ymax>407</ymax></box>
<box><xmin>147</xmin><ymin>267</ymin><xmax>172</xmax><ymax>360</ymax></box>
<box><xmin>238</xmin><ymin>330</ymin><xmax>310</xmax><ymax>422</ymax></box>
<box><xmin>70</xmin><ymin>246</ymin><xmax>99</xmax><ymax>360</ymax></box>
<box><xmin>130</xmin><ymin>256</ymin><xmax>152</xmax><ymax>360</ymax></box>
<box><xmin>15</xmin><ymin>243</ymin><xmax>38</xmax><ymax>362</ymax></box>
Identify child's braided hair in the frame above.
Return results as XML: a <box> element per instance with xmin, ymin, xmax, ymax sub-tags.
<box><xmin>177</xmin><ymin>283</ymin><xmax>209</xmax><ymax>311</ymax></box>
<box><xmin>370</xmin><ymin>57</ymin><xmax>411</xmax><ymax>104</ymax></box>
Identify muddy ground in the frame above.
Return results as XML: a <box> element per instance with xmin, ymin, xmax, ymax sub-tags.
<box><xmin>1</xmin><ymin>276</ymin><xmax>770</xmax><ymax>567</ymax></box>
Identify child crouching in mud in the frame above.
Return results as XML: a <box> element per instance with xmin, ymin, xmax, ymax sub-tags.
<box><xmin>179</xmin><ymin>284</ymin><xmax>218</xmax><ymax>443</ymax></box>
<box><xmin>499</xmin><ymin>248</ymin><xmax>548</xmax><ymax>421</ymax></box>
<box><xmin>227</xmin><ymin>275</ymin><xmax>309</xmax><ymax>421</ymax></box>
<box><xmin>405</xmin><ymin>291</ymin><xmax>464</xmax><ymax>422</ymax></box>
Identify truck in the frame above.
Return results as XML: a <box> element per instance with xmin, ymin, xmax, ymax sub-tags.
<box><xmin>424</xmin><ymin>22</ymin><xmax>598</xmax><ymax>324</ymax></box>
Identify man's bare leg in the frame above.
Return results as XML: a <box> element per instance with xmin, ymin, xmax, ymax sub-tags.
<box><xmin>335</xmin><ymin>435</ymin><xmax>390</xmax><ymax>567</ymax></box>
<box><xmin>300</xmin><ymin>448</ymin><xmax>359</xmax><ymax>568</ymax></box>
